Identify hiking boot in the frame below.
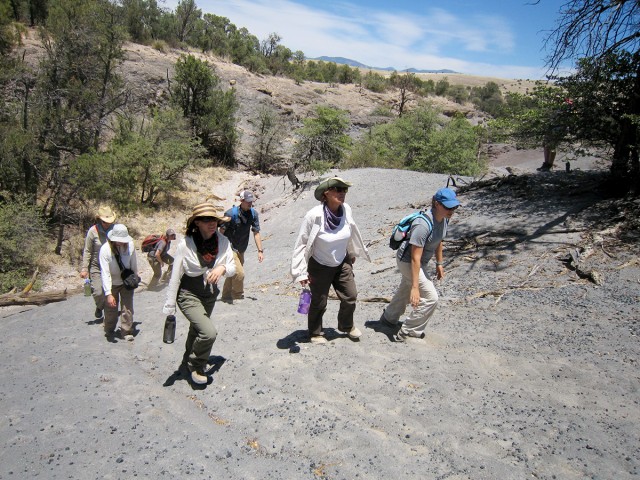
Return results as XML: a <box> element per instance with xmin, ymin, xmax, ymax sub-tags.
<box><xmin>396</xmin><ymin>330</ymin><xmax>425</xmax><ymax>342</ymax></box>
<box><xmin>310</xmin><ymin>335</ymin><xmax>327</xmax><ymax>344</ymax></box>
<box><xmin>120</xmin><ymin>331</ymin><xmax>135</xmax><ymax>341</ymax></box>
<box><xmin>220</xmin><ymin>297</ymin><xmax>233</xmax><ymax>304</ymax></box>
<box><xmin>347</xmin><ymin>326</ymin><xmax>362</xmax><ymax>339</ymax></box>
<box><xmin>94</xmin><ymin>308</ymin><xmax>103</xmax><ymax>319</ymax></box>
<box><xmin>191</xmin><ymin>370</ymin><xmax>208</xmax><ymax>385</ymax></box>
<box><xmin>379</xmin><ymin>312</ymin><xmax>397</xmax><ymax>328</ymax></box>
<box><xmin>536</xmin><ymin>163</ymin><xmax>552</xmax><ymax>172</ymax></box>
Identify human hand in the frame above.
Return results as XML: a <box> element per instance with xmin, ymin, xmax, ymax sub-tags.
<box><xmin>80</xmin><ymin>271</ymin><xmax>88</xmax><ymax>279</ymax></box>
<box><xmin>206</xmin><ymin>265</ymin><xmax>226</xmax><ymax>284</ymax></box>
<box><xmin>410</xmin><ymin>287</ymin><xmax>420</xmax><ymax>308</ymax></box>
<box><xmin>436</xmin><ymin>265</ymin><xmax>444</xmax><ymax>280</ymax></box>
<box><xmin>258</xmin><ymin>251</ymin><xmax>264</xmax><ymax>263</ymax></box>
<box><xmin>106</xmin><ymin>294</ymin><xmax>117</xmax><ymax>308</ymax></box>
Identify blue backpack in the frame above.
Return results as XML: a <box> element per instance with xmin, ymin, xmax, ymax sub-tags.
<box><xmin>224</xmin><ymin>205</ymin><xmax>256</xmax><ymax>238</ymax></box>
<box><xmin>389</xmin><ymin>211</ymin><xmax>432</xmax><ymax>250</ymax></box>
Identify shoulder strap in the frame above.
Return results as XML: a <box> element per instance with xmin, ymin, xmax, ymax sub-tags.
<box><xmin>232</xmin><ymin>205</ymin><xmax>239</xmax><ymax>223</ymax></box>
<box><xmin>113</xmin><ymin>248</ymin><xmax>126</xmax><ymax>272</ymax></box>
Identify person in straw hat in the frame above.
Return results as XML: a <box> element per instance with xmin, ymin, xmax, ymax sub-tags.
<box><xmin>80</xmin><ymin>205</ymin><xmax>116</xmax><ymax>321</ymax></box>
<box><xmin>163</xmin><ymin>203</ymin><xmax>236</xmax><ymax>385</ymax></box>
<box><xmin>291</xmin><ymin>177</ymin><xmax>370</xmax><ymax>344</ymax></box>
<box><xmin>99</xmin><ymin>224</ymin><xmax>139</xmax><ymax>341</ymax></box>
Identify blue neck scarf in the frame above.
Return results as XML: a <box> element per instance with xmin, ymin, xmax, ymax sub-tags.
<box><xmin>323</xmin><ymin>203</ymin><xmax>343</xmax><ymax>231</ymax></box>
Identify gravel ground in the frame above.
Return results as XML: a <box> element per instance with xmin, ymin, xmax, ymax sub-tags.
<box><xmin>1</xmin><ymin>159</ymin><xmax>638</xmax><ymax>479</ymax></box>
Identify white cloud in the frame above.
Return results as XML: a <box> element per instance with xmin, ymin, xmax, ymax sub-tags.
<box><xmin>164</xmin><ymin>0</ymin><xmax>542</xmax><ymax>78</ymax></box>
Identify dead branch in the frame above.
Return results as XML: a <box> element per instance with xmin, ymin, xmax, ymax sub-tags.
<box><xmin>21</xmin><ymin>268</ymin><xmax>39</xmax><ymax>295</ymax></box>
<box><xmin>371</xmin><ymin>266</ymin><xmax>395</xmax><ymax>275</ymax></box>
<box><xmin>0</xmin><ymin>289</ymin><xmax>69</xmax><ymax>306</ymax></box>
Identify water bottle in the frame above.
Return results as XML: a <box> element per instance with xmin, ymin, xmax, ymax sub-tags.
<box><xmin>83</xmin><ymin>278</ymin><xmax>92</xmax><ymax>297</ymax></box>
<box><xmin>163</xmin><ymin>315</ymin><xmax>176</xmax><ymax>344</ymax></box>
<box><xmin>297</xmin><ymin>288</ymin><xmax>311</xmax><ymax>314</ymax></box>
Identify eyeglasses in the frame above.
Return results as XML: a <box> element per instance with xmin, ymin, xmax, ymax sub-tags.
<box><xmin>328</xmin><ymin>186</ymin><xmax>349</xmax><ymax>193</ymax></box>
<box><xmin>197</xmin><ymin>216</ymin><xmax>218</xmax><ymax>223</ymax></box>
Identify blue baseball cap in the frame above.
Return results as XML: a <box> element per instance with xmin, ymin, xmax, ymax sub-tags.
<box><xmin>434</xmin><ymin>188</ymin><xmax>460</xmax><ymax>208</ymax></box>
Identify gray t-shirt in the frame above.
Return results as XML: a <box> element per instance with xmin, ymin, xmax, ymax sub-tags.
<box><xmin>397</xmin><ymin>209</ymin><xmax>447</xmax><ymax>265</ymax></box>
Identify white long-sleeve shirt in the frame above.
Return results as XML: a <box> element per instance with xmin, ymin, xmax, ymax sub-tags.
<box><xmin>99</xmin><ymin>241</ymin><xmax>137</xmax><ymax>296</ymax></box>
<box><xmin>290</xmin><ymin>203</ymin><xmax>370</xmax><ymax>284</ymax></box>
<box><xmin>163</xmin><ymin>232</ymin><xmax>236</xmax><ymax>315</ymax></box>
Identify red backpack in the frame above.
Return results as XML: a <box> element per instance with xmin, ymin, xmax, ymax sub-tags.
<box><xmin>141</xmin><ymin>234</ymin><xmax>163</xmax><ymax>253</ymax></box>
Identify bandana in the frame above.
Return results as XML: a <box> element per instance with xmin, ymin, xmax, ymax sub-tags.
<box><xmin>323</xmin><ymin>203</ymin><xmax>343</xmax><ymax>231</ymax></box>
<box><xmin>193</xmin><ymin>231</ymin><xmax>219</xmax><ymax>267</ymax></box>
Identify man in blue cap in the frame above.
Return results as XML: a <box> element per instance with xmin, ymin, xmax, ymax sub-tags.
<box><xmin>380</xmin><ymin>187</ymin><xmax>460</xmax><ymax>342</ymax></box>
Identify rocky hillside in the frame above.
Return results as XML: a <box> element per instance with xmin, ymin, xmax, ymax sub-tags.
<box><xmin>19</xmin><ymin>30</ymin><xmax>536</xmax><ymax>167</ymax></box>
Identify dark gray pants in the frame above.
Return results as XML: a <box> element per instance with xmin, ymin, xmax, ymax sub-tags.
<box><xmin>307</xmin><ymin>257</ymin><xmax>358</xmax><ymax>336</ymax></box>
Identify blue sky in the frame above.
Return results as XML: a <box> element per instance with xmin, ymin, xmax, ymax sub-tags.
<box><xmin>163</xmin><ymin>0</ymin><xmax>567</xmax><ymax>79</ymax></box>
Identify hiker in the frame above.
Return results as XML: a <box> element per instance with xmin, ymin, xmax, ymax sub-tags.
<box><xmin>291</xmin><ymin>177</ymin><xmax>371</xmax><ymax>344</ymax></box>
<box><xmin>380</xmin><ymin>188</ymin><xmax>460</xmax><ymax>341</ymax></box>
<box><xmin>537</xmin><ymin>98</ymin><xmax>573</xmax><ymax>172</ymax></box>
<box><xmin>99</xmin><ymin>224</ymin><xmax>139</xmax><ymax>341</ymax></box>
<box><xmin>146</xmin><ymin>228</ymin><xmax>177</xmax><ymax>289</ymax></box>
<box><xmin>80</xmin><ymin>205</ymin><xmax>116</xmax><ymax>321</ymax></box>
<box><xmin>163</xmin><ymin>203</ymin><xmax>236</xmax><ymax>385</ymax></box>
<box><xmin>220</xmin><ymin>190</ymin><xmax>264</xmax><ymax>303</ymax></box>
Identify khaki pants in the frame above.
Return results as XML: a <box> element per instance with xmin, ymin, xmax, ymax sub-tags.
<box><xmin>148</xmin><ymin>253</ymin><xmax>174</xmax><ymax>287</ymax></box>
<box><xmin>89</xmin><ymin>268</ymin><xmax>105</xmax><ymax>311</ymax></box>
<box><xmin>221</xmin><ymin>251</ymin><xmax>245</xmax><ymax>299</ymax></box>
<box><xmin>177</xmin><ymin>289</ymin><xmax>218</xmax><ymax>373</ymax></box>
<box><xmin>104</xmin><ymin>284</ymin><xmax>134</xmax><ymax>335</ymax></box>
<box><xmin>383</xmin><ymin>258</ymin><xmax>439</xmax><ymax>336</ymax></box>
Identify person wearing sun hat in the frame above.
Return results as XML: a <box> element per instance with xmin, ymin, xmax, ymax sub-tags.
<box><xmin>163</xmin><ymin>202</ymin><xmax>236</xmax><ymax>385</ymax></box>
<box><xmin>291</xmin><ymin>176</ymin><xmax>371</xmax><ymax>344</ymax></box>
<box><xmin>99</xmin><ymin>224</ymin><xmax>139</xmax><ymax>341</ymax></box>
<box><xmin>80</xmin><ymin>205</ymin><xmax>116</xmax><ymax>321</ymax></box>
<box><xmin>380</xmin><ymin>187</ymin><xmax>461</xmax><ymax>342</ymax></box>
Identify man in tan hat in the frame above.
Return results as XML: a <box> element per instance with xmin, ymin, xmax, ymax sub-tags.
<box><xmin>80</xmin><ymin>205</ymin><xmax>116</xmax><ymax>320</ymax></box>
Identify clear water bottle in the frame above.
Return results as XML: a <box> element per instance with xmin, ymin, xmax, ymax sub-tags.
<box><xmin>163</xmin><ymin>315</ymin><xmax>176</xmax><ymax>344</ymax></box>
<box><xmin>83</xmin><ymin>278</ymin><xmax>92</xmax><ymax>297</ymax></box>
<box><xmin>297</xmin><ymin>288</ymin><xmax>311</xmax><ymax>314</ymax></box>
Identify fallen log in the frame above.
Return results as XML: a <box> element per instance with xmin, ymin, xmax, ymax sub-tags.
<box><xmin>0</xmin><ymin>290</ymin><xmax>70</xmax><ymax>307</ymax></box>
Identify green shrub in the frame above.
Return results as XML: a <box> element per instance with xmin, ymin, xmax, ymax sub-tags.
<box><xmin>152</xmin><ymin>40</ymin><xmax>168</xmax><ymax>52</ymax></box>
<box><xmin>0</xmin><ymin>198</ymin><xmax>48</xmax><ymax>293</ymax></box>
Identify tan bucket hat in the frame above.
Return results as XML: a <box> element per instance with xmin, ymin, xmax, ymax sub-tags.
<box><xmin>97</xmin><ymin>205</ymin><xmax>116</xmax><ymax>223</ymax></box>
<box><xmin>186</xmin><ymin>203</ymin><xmax>230</xmax><ymax>229</ymax></box>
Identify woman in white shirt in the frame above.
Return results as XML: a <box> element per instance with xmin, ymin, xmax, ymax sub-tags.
<box><xmin>291</xmin><ymin>177</ymin><xmax>370</xmax><ymax>344</ymax></box>
<box><xmin>163</xmin><ymin>203</ymin><xmax>235</xmax><ymax>385</ymax></box>
<box><xmin>99</xmin><ymin>224</ymin><xmax>138</xmax><ymax>341</ymax></box>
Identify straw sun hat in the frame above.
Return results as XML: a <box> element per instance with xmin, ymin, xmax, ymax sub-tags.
<box><xmin>186</xmin><ymin>203</ymin><xmax>230</xmax><ymax>228</ymax></box>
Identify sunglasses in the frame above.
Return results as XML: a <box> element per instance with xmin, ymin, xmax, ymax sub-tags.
<box><xmin>328</xmin><ymin>186</ymin><xmax>349</xmax><ymax>193</ymax></box>
<box><xmin>439</xmin><ymin>203</ymin><xmax>458</xmax><ymax>211</ymax></box>
<box><xmin>197</xmin><ymin>216</ymin><xmax>218</xmax><ymax>223</ymax></box>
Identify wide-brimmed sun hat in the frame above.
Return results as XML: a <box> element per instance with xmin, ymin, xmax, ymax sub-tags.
<box><xmin>107</xmin><ymin>224</ymin><xmax>133</xmax><ymax>243</ymax></box>
<box><xmin>314</xmin><ymin>177</ymin><xmax>353</xmax><ymax>201</ymax></box>
<box><xmin>97</xmin><ymin>205</ymin><xmax>116</xmax><ymax>223</ymax></box>
<box><xmin>186</xmin><ymin>203</ymin><xmax>230</xmax><ymax>229</ymax></box>
<box><xmin>433</xmin><ymin>188</ymin><xmax>461</xmax><ymax>209</ymax></box>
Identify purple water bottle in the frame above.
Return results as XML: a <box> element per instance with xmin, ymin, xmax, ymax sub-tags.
<box><xmin>297</xmin><ymin>288</ymin><xmax>311</xmax><ymax>314</ymax></box>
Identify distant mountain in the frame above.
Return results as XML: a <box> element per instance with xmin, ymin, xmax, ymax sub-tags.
<box><xmin>310</xmin><ymin>56</ymin><xmax>457</xmax><ymax>74</ymax></box>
